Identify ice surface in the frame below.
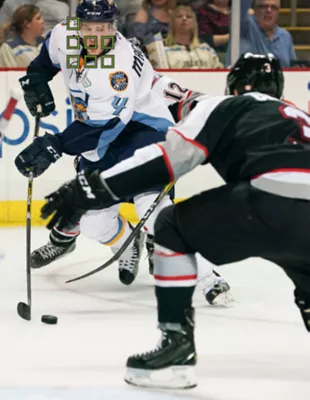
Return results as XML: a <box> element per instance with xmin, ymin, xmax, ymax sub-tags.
<box><xmin>1</xmin><ymin>227</ymin><xmax>309</xmax><ymax>400</ymax></box>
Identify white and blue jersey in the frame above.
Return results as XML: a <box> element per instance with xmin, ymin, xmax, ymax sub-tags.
<box><xmin>28</xmin><ymin>21</ymin><xmax>174</xmax><ymax>164</ymax></box>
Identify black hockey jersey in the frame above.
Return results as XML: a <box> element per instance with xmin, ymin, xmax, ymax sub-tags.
<box><xmin>99</xmin><ymin>92</ymin><xmax>310</xmax><ymax>202</ymax></box>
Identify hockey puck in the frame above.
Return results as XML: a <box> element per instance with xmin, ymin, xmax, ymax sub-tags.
<box><xmin>41</xmin><ymin>315</ymin><xmax>58</xmax><ymax>325</ymax></box>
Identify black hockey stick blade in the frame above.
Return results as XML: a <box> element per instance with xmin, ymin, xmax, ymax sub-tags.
<box><xmin>17</xmin><ymin>301</ymin><xmax>31</xmax><ymax>321</ymax></box>
<box><xmin>66</xmin><ymin>182</ymin><xmax>175</xmax><ymax>284</ymax></box>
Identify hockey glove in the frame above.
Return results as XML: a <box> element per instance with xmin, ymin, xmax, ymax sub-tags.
<box><xmin>41</xmin><ymin>170</ymin><xmax>117</xmax><ymax>231</ymax></box>
<box><xmin>15</xmin><ymin>133</ymin><xmax>62</xmax><ymax>178</ymax></box>
<box><xmin>19</xmin><ymin>72</ymin><xmax>55</xmax><ymax>117</ymax></box>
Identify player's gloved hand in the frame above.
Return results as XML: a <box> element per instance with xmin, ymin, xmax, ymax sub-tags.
<box><xmin>19</xmin><ymin>72</ymin><xmax>55</xmax><ymax>117</ymax></box>
<box><xmin>295</xmin><ymin>289</ymin><xmax>310</xmax><ymax>332</ymax></box>
<box><xmin>15</xmin><ymin>133</ymin><xmax>62</xmax><ymax>178</ymax></box>
<box><xmin>41</xmin><ymin>170</ymin><xmax>117</xmax><ymax>231</ymax></box>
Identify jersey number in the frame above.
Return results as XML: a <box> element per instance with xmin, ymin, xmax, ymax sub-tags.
<box><xmin>112</xmin><ymin>97</ymin><xmax>129</xmax><ymax>116</ymax></box>
<box><xmin>164</xmin><ymin>82</ymin><xmax>188</xmax><ymax>102</ymax></box>
<box><xmin>280</xmin><ymin>105</ymin><xmax>310</xmax><ymax>141</ymax></box>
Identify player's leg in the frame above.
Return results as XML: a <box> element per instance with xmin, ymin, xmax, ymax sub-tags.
<box><xmin>80</xmin><ymin>205</ymin><xmax>144</xmax><ymax>285</ymax></box>
<box><xmin>125</xmin><ymin>182</ymin><xmax>307</xmax><ymax>388</ymax></box>
<box><xmin>125</xmin><ymin>202</ymin><xmax>198</xmax><ymax>389</ymax></box>
<box><xmin>134</xmin><ymin>191</ymin><xmax>233</xmax><ymax>305</ymax></box>
<box><xmin>134</xmin><ymin>191</ymin><xmax>173</xmax><ymax>275</ymax></box>
<box><xmin>31</xmin><ymin>223</ymin><xmax>79</xmax><ymax>269</ymax></box>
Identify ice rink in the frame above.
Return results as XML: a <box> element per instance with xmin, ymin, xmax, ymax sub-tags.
<box><xmin>1</xmin><ymin>226</ymin><xmax>310</xmax><ymax>400</ymax></box>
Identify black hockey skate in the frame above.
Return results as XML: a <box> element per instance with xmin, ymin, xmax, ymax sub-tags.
<box><xmin>117</xmin><ymin>230</ymin><xmax>144</xmax><ymax>285</ymax></box>
<box><xmin>125</xmin><ymin>308</ymin><xmax>197</xmax><ymax>389</ymax></box>
<box><xmin>146</xmin><ymin>234</ymin><xmax>155</xmax><ymax>275</ymax></box>
<box><xmin>31</xmin><ymin>241</ymin><xmax>76</xmax><ymax>269</ymax></box>
<box><xmin>295</xmin><ymin>290</ymin><xmax>310</xmax><ymax>332</ymax></box>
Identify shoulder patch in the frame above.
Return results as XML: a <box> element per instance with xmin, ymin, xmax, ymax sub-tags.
<box><xmin>109</xmin><ymin>71</ymin><xmax>129</xmax><ymax>92</ymax></box>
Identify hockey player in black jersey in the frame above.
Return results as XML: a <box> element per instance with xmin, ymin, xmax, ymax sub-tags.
<box><xmin>40</xmin><ymin>53</ymin><xmax>310</xmax><ymax>389</ymax></box>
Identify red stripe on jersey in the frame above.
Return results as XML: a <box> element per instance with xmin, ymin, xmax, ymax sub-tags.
<box><xmin>252</xmin><ymin>168</ymin><xmax>310</xmax><ymax>180</ymax></box>
<box><xmin>2</xmin><ymin>98</ymin><xmax>18</xmax><ymax>121</ymax></box>
<box><xmin>154</xmin><ymin>250</ymin><xmax>185</xmax><ymax>257</ymax></box>
<box><xmin>177</xmin><ymin>90</ymin><xmax>192</xmax><ymax>122</ymax></box>
<box><xmin>171</xmin><ymin>128</ymin><xmax>209</xmax><ymax>158</ymax></box>
<box><xmin>154</xmin><ymin>274</ymin><xmax>197</xmax><ymax>281</ymax></box>
<box><xmin>156</xmin><ymin>144</ymin><xmax>175</xmax><ymax>181</ymax></box>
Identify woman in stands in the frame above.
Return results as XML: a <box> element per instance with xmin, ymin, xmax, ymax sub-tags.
<box><xmin>0</xmin><ymin>4</ymin><xmax>45</xmax><ymax>68</ymax></box>
<box><xmin>165</xmin><ymin>5</ymin><xmax>223</xmax><ymax>69</ymax></box>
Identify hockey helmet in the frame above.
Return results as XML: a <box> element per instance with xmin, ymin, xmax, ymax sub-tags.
<box><xmin>226</xmin><ymin>53</ymin><xmax>284</xmax><ymax>99</ymax></box>
<box><xmin>76</xmin><ymin>0</ymin><xmax>118</xmax><ymax>23</ymax></box>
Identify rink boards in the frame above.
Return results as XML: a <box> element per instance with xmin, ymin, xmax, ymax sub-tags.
<box><xmin>0</xmin><ymin>68</ymin><xmax>309</xmax><ymax>226</ymax></box>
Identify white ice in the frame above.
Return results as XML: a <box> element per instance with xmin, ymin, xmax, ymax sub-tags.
<box><xmin>0</xmin><ymin>227</ymin><xmax>310</xmax><ymax>400</ymax></box>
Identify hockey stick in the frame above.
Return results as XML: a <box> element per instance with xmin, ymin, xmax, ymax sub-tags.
<box><xmin>17</xmin><ymin>105</ymin><xmax>42</xmax><ymax>321</ymax></box>
<box><xmin>66</xmin><ymin>181</ymin><xmax>175</xmax><ymax>283</ymax></box>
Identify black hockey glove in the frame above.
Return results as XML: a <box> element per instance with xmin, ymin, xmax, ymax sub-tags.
<box><xmin>41</xmin><ymin>170</ymin><xmax>117</xmax><ymax>231</ymax></box>
<box><xmin>15</xmin><ymin>133</ymin><xmax>62</xmax><ymax>178</ymax></box>
<box><xmin>19</xmin><ymin>72</ymin><xmax>55</xmax><ymax>117</ymax></box>
<box><xmin>295</xmin><ymin>289</ymin><xmax>310</xmax><ymax>332</ymax></box>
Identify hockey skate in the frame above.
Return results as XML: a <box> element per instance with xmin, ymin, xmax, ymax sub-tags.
<box><xmin>146</xmin><ymin>234</ymin><xmax>155</xmax><ymax>275</ymax></box>
<box><xmin>31</xmin><ymin>241</ymin><xmax>76</xmax><ymax>269</ymax></box>
<box><xmin>201</xmin><ymin>271</ymin><xmax>234</xmax><ymax>307</ymax></box>
<box><xmin>115</xmin><ymin>230</ymin><xmax>144</xmax><ymax>285</ymax></box>
<box><xmin>125</xmin><ymin>308</ymin><xmax>197</xmax><ymax>389</ymax></box>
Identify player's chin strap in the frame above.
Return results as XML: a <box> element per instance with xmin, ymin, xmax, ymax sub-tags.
<box><xmin>65</xmin><ymin>181</ymin><xmax>175</xmax><ymax>284</ymax></box>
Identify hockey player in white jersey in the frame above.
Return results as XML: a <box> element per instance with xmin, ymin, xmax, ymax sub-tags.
<box><xmin>15</xmin><ymin>0</ymin><xmax>175</xmax><ymax>286</ymax></box>
<box><xmin>15</xmin><ymin>0</ymin><xmax>232</xmax><ymax>305</ymax></box>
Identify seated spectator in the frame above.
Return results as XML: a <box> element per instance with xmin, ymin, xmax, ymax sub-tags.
<box><xmin>0</xmin><ymin>4</ymin><xmax>44</xmax><ymax>67</ymax></box>
<box><xmin>165</xmin><ymin>5</ymin><xmax>223</xmax><ymax>69</ymax></box>
<box><xmin>36</xmin><ymin>0</ymin><xmax>69</xmax><ymax>36</ymax></box>
<box><xmin>129</xmin><ymin>0</ymin><xmax>176</xmax><ymax>40</ymax></box>
<box><xmin>197</xmin><ymin>0</ymin><xmax>230</xmax><ymax>54</ymax></box>
<box><xmin>0</xmin><ymin>0</ymin><xmax>38</xmax><ymax>25</ymax></box>
<box><xmin>227</xmin><ymin>0</ymin><xmax>296</xmax><ymax>68</ymax></box>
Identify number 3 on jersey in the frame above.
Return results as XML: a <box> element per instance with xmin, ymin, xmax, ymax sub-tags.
<box><xmin>280</xmin><ymin>104</ymin><xmax>310</xmax><ymax>141</ymax></box>
<box><xmin>112</xmin><ymin>96</ymin><xmax>128</xmax><ymax>116</ymax></box>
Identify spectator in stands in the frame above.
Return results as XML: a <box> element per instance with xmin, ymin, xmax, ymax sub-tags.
<box><xmin>36</xmin><ymin>0</ymin><xmax>69</xmax><ymax>36</ymax></box>
<box><xmin>0</xmin><ymin>0</ymin><xmax>38</xmax><ymax>25</ymax></box>
<box><xmin>0</xmin><ymin>4</ymin><xmax>44</xmax><ymax>67</ymax></box>
<box><xmin>197</xmin><ymin>0</ymin><xmax>230</xmax><ymax>53</ymax></box>
<box><xmin>165</xmin><ymin>5</ymin><xmax>223</xmax><ymax>69</ymax></box>
<box><xmin>227</xmin><ymin>0</ymin><xmax>296</xmax><ymax>67</ymax></box>
<box><xmin>129</xmin><ymin>0</ymin><xmax>176</xmax><ymax>40</ymax></box>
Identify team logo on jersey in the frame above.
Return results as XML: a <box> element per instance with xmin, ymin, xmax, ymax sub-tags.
<box><xmin>109</xmin><ymin>71</ymin><xmax>129</xmax><ymax>92</ymax></box>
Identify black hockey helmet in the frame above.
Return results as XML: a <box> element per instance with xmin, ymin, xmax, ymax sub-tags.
<box><xmin>226</xmin><ymin>53</ymin><xmax>284</xmax><ymax>99</ymax></box>
<box><xmin>76</xmin><ymin>0</ymin><xmax>118</xmax><ymax>23</ymax></box>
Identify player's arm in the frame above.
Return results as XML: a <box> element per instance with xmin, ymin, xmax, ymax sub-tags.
<box><xmin>19</xmin><ymin>24</ymin><xmax>64</xmax><ymax>118</ymax></box>
<box><xmin>152</xmin><ymin>73</ymin><xmax>203</xmax><ymax>122</ymax></box>
<box><xmin>99</xmin><ymin>98</ymin><xmax>209</xmax><ymax>199</ymax></box>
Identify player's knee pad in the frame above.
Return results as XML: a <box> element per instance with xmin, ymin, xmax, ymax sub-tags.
<box><xmin>80</xmin><ymin>207</ymin><xmax>122</xmax><ymax>244</ymax></box>
<box><xmin>134</xmin><ymin>192</ymin><xmax>173</xmax><ymax>235</ymax></box>
<box><xmin>154</xmin><ymin>205</ymin><xmax>191</xmax><ymax>254</ymax></box>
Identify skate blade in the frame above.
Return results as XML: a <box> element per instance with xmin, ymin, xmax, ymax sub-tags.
<box><xmin>211</xmin><ymin>291</ymin><xmax>235</xmax><ymax>308</ymax></box>
<box><xmin>125</xmin><ymin>365</ymin><xmax>197</xmax><ymax>389</ymax></box>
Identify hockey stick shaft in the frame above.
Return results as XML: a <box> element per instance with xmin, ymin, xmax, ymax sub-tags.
<box><xmin>66</xmin><ymin>181</ymin><xmax>175</xmax><ymax>284</ymax></box>
<box><xmin>17</xmin><ymin>106</ymin><xmax>42</xmax><ymax>321</ymax></box>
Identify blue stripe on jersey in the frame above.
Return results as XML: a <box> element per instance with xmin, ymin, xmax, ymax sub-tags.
<box><xmin>97</xmin><ymin>120</ymin><xmax>126</xmax><ymax>158</ymax></box>
<box><xmin>132</xmin><ymin>112</ymin><xmax>173</xmax><ymax>131</ymax></box>
<box><xmin>15</xmin><ymin>48</ymin><xmax>33</xmax><ymax>57</ymax></box>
